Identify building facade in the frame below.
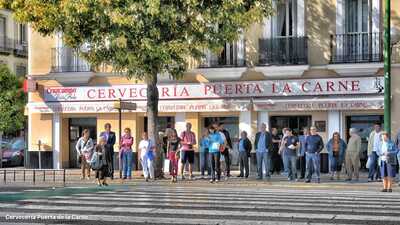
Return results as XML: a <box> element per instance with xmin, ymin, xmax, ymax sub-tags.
<box><xmin>26</xmin><ymin>0</ymin><xmax>400</xmax><ymax>169</ymax></box>
<box><xmin>0</xmin><ymin>9</ymin><xmax>27</xmax><ymax>76</ymax></box>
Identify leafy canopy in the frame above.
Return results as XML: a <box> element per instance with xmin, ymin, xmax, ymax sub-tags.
<box><xmin>2</xmin><ymin>0</ymin><xmax>273</xmax><ymax>78</ymax></box>
<box><xmin>0</xmin><ymin>65</ymin><xmax>25</xmax><ymax>133</ymax></box>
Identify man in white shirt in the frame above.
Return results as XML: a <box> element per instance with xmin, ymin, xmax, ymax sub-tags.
<box><xmin>138</xmin><ymin>132</ymin><xmax>155</xmax><ymax>181</ymax></box>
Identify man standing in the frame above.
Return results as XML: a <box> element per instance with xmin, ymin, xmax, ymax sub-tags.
<box><xmin>219</xmin><ymin>123</ymin><xmax>233</xmax><ymax>178</ymax></box>
<box><xmin>280</xmin><ymin>128</ymin><xmax>290</xmax><ymax>175</ymax></box>
<box><xmin>237</xmin><ymin>131</ymin><xmax>252</xmax><ymax>178</ymax></box>
<box><xmin>305</xmin><ymin>126</ymin><xmax>324</xmax><ymax>183</ymax></box>
<box><xmin>100</xmin><ymin>123</ymin><xmax>116</xmax><ymax>179</ymax></box>
<box><xmin>282</xmin><ymin>128</ymin><xmax>299</xmax><ymax>181</ymax></box>
<box><xmin>298</xmin><ymin>127</ymin><xmax>310</xmax><ymax>180</ymax></box>
<box><xmin>254</xmin><ymin>123</ymin><xmax>273</xmax><ymax>180</ymax></box>
<box><xmin>271</xmin><ymin>128</ymin><xmax>282</xmax><ymax>174</ymax></box>
<box><xmin>396</xmin><ymin>129</ymin><xmax>400</xmax><ymax>185</ymax></box>
<box><xmin>180</xmin><ymin>122</ymin><xmax>196</xmax><ymax>180</ymax></box>
<box><xmin>367</xmin><ymin>123</ymin><xmax>382</xmax><ymax>182</ymax></box>
<box><xmin>345</xmin><ymin>128</ymin><xmax>362</xmax><ymax>182</ymax></box>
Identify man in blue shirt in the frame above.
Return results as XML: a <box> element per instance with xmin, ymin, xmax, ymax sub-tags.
<box><xmin>254</xmin><ymin>123</ymin><xmax>273</xmax><ymax>180</ymax></box>
<box><xmin>283</xmin><ymin>128</ymin><xmax>299</xmax><ymax>181</ymax></box>
<box><xmin>304</xmin><ymin>126</ymin><xmax>324</xmax><ymax>183</ymax></box>
<box><xmin>237</xmin><ymin>131</ymin><xmax>252</xmax><ymax>178</ymax></box>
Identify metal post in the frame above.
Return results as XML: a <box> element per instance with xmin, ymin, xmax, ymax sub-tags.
<box><xmin>23</xmin><ymin>170</ymin><xmax>25</xmax><ymax>181</ymax></box>
<box><xmin>63</xmin><ymin>169</ymin><xmax>66</xmax><ymax>186</ymax></box>
<box><xmin>119</xmin><ymin>99</ymin><xmax>122</xmax><ymax>179</ymax></box>
<box><xmin>383</xmin><ymin>0</ymin><xmax>391</xmax><ymax>134</ymax></box>
<box><xmin>53</xmin><ymin>170</ymin><xmax>56</xmax><ymax>182</ymax></box>
<box><xmin>33</xmin><ymin>170</ymin><xmax>35</xmax><ymax>184</ymax></box>
<box><xmin>43</xmin><ymin>170</ymin><xmax>45</xmax><ymax>182</ymax></box>
<box><xmin>38</xmin><ymin>140</ymin><xmax>42</xmax><ymax>169</ymax></box>
<box><xmin>3</xmin><ymin>170</ymin><xmax>5</xmax><ymax>184</ymax></box>
<box><xmin>13</xmin><ymin>170</ymin><xmax>15</xmax><ymax>181</ymax></box>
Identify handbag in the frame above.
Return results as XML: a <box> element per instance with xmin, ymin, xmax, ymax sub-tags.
<box><xmin>387</xmin><ymin>153</ymin><xmax>397</xmax><ymax>166</ymax></box>
<box><xmin>164</xmin><ymin>159</ymin><xmax>170</xmax><ymax>172</ymax></box>
<box><xmin>366</xmin><ymin>156</ymin><xmax>372</xmax><ymax>169</ymax></box>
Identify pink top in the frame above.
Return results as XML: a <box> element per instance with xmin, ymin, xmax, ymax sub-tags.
<box><xmin>180</xmin><ymin>131</ymin><xmax>196</xmax><ymax>151</ymax></box>
<box><xmin>120</xmin><ymin>135</ymin><xmax>134</xmax><ymax>152</ymax></box>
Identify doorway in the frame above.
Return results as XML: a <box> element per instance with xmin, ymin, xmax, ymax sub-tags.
<box><xmin>346</xmin><ymin>115</ymin><xmax>383</xmax><ymax>170</ymax></box>
<box><xmin>69</xmin><ymin>118</ymin><xmax>97</xmax><ymax>168</ymax></box>
<box><xmin>270</xmin><ymin>115</ymin><xmax>312</xmax><ymax>136</ymax></box>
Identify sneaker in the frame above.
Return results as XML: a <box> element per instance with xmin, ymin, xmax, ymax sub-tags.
<box><xmin>388</xmin><ymin>189</ymin><xmax>393</xmax><ymax>193</ymax></box>
<box><xmin>86</xmin><ymin>177</ymin><xmax>90</xmax><ymax>180</ymax></box>
<box><xmin>295</xmin><ymin>179</ymin><xmax>299</xmax><ymax>182</ymax></box>
<box><xmin>181</xmin><ymin>176</ymin><xmax>185</xmax><ymax>180</ymax></box>
<box><xmin>287</xmin><ymin>177</ymin><xmax>292</xmax><ymax>181</ymax></box>
<box><xmin>209</xmin><ymin>179</ymin><xmax>214</xmax><ymax>183</ymax></box>
<box><xmin>330</xmin><ymin>176</ymin><xmax>334</xmax><ymax>181</ymax></box>
<box><xmin>215</xmin><ymin>179</ymin><xmax>220</xmax><ymax>183</ymax></box>
<box><xmin>145</xmin><ymin>177</ymin><xmax>149</xmax><ymax>182</ymax></box>
<box><xmin>237</xmin><ymin>175</ymin><xmax>244</xmax><ymax>178</ymax></box>
<box><xmin>368</xmin><ymin>178</ymin><xmax>373</xmax><ymax>182</ymax></box>
<box><xmin>381</xmin><ymin>189</ymin><xmax>388</xmax><ymax>192</ymax></box>
<box><xmin>317</xmin><ymin>178</ymin><xmax>320</xmax><ymax>183</ymax></box>
<box><xmin>305</xmin><ymin>180</ymin><xmax>311</xmax><ymax>183</ymax></box>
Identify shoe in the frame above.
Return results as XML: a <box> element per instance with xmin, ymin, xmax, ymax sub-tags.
<box><xmin>256</xmin><ymin>177</ymin><xmax>262</xmax><ymax>180</ymax></box>
<box><xmin>368</xmin><ymin>178</ymin><xmax>373</xmax><ymax>182</ymax></box>
<box><xmin>330</xmin><ymin>176</ymin><xmax>334</xmax><ymax>181</ymax></box>
<box><xmin>171</xmin><ymin>177</ymin><xmax>175</xmax><ymax>183</ymax></box>
<box><xmin>122</xmin><ymin>177</ymin><xmax>127</xmax><ymax>180</ymax></box>
<box><xmin>317</xmin><ymin>178</ymin><xmax>320</xmax><ymax>183</ymax></box>
<box><xmin>145</xmin><ymin>177</ymin><xmax>149</xmax><ymax>182</ymax></box>
<box><xmin>209</xmin><ymin>179</ymin><xmax>214</xmax><ymax>183</ymax></box>
<box><xmin>287</xmin><ymin>177</ymin><xmax>292</xmax><ymax>181</ymax></box>
<box><xmin>388</xmin><ymin>189</ymin><xmax>393</xmax><ymax>192</ymax></box>
<box><xmin>80</xmin><ymin>177</ymin><xmax>84</xmax><ymax>180</ymax></box>
<box><xmin>381</xmin><ymin>189</ymin><xmax>388</xmax><ymax>192</ymax></box>
<box><xmin>128</xmin><ymin>177</ymin><xmax>132</xmax><ymax>180</ymax></box>
<box><xmin>305</xmin><ymin>180</ymin><xmax>311</xmax><ymax>183</ymax></box>
<box><xmin>225</xmin><ymin>177</ymin><xmax>229</xmax><ymax>181</ymax></box>
<box><xmin>237</xmin><ymin>175</ymin><xmax>244</xmax><ymax>178</ymax></box>
<box><xmin>189</xmin><ymin>175</ymin><xmax>194</xmax><ymax>180</ymax></box>
<box><xmin>181</xmin><ymin>176</ymin><xmax>185</xmax><ymax>180</ymax></box>
<box><xmin>215</xmin><ymin>179</ymin><xmax>220</xmax><ymax>183</ymax></box>
<box><xmin>295</xmin><ymin>179</ymin><xmax>299</xmax><ymax>182</ymax></box>
<box><xmin>102</xmin><ymin>182</ymin><xmax>108</xmax><ymax>186</ymax></box>
<box><xmin>86</xmin><ymin>177</ymin><xmax>90</xmax><ymax>180</ymax></box>
<box><xmin>245</xmin><ymin>175</ymin><xmax>249</xmax><ymax>179</ymax></box>
<box><xmin>345</xmin><ymin>178</ymin><xmax>352</xmax><ymax>182</ymax></box>
<box><xmin>377</xmin><ymin>179</ymin><xmax>382</xmax><ymax>182</ymax></box>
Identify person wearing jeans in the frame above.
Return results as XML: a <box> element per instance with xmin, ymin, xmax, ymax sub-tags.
<box><xmin>367</xmin><ymin>123</ymin><xmax>382</xmax><ymax>182</ymax></box>
<box><xmin>282</xmin><ymin>129</ymin><xmax>299</xmax><ymax>181</ymax></box>
<box><xmin>377</xmin><ymin>131</ymin><xmax>398</xmax><ymax>192</ymax></box>
<box><xmin>255</xmin><ymin>123</ymin><xmax>273</xmax><ymax>180</ymax></box>
<box><xmin>305</xmin><ymin>126</ymin><xmax>324</xmax><ymax>183</ymax></box>
<box><xmin>199</xmin><ymin>129</ymin><xmax>211</xmax><ymax>179</ymax></box>
<box><xmin>167</xmin><ymin>129</ymin><xmax>181</xmax><ymax>183</ymax></box>
<box><xmin>395</xmin><ymin>129</ymin><xmax>400</xmax><ymax>185</ymax></box>
<box><xmin>298</xmin><ymin>127</ymin><xmax>309</xmax><ymax>180</ymax></box>
<box><xmin>208</xmin><ymin>124</ymin><xmax>224</xmax><ymax>183</ymax></box>
<box><xmin>139</xmin><ymin>132</ymin><xmax>155</xmax><ymax>182</ymax></box>
<box><xmin>237</xmin><ymin>131</ymin><xmax>252</xmax><ymax>178</ymax></box>
<box><xmin>120</xmin><ymin>128</ymin><xmax>134</xmax><ymax>179</ymax></box>
<box><xmin>326</xmin><ymin>132</ymin><xmax>347</xmax><ymax>180</ymax></box>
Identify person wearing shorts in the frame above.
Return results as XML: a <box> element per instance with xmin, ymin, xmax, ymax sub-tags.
<box><xmin>179</xmin><ymin>123</ymin><xmax>197</xmax><ymax>180</ymax></box>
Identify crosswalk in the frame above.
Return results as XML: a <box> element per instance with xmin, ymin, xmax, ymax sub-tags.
<box><xmin>0</xmin><ymin>184</ymin><xmax>400</xmax><ymax>225</ymax></box>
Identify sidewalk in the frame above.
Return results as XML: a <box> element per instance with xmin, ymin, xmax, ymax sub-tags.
<box><xmin>0</xmin><ymin>168</ymin><xmax>392</xmax><ymax>192</ymax></box>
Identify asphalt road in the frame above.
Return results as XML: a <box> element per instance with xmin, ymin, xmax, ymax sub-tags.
<box><xmin>0</xmin><ymin>175</ymin><xmax>399</xmax><ymax>225</ymax></box>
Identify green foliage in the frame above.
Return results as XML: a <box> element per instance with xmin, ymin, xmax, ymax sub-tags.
<box><xmin>0</xmin><ymin>65</ymin><xmax>26</xmax><ymax>133</ymax></box>
<box><xmin>2</xmin><ymin>0</ymin><xmax>273</xmax><ymax>79</ymax></box>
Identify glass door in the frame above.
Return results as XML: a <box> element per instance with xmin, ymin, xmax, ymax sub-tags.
<box><xmin>68</xmin><ymin>118</ymin><xmax>97</xmax><ymax>168</ymax></box>
<box><xmin>270</xmin><ymin>116</ymin><xmax>312</xmax><ymax>136</ymax></box>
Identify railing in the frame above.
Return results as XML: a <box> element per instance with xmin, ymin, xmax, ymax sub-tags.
<box><xmin>198</xmin><ymin>39</ymin><xmax>246</xmax><ymax>68</ymax></box>
<box><xmin>258</xmin><ymin>36</ymin><xmax>308</xmax><ymax>65</ymax></box>
<box><xmin>0</xmin><ymin>169</ymin><xmax>66</xmax><ymax>185</ymax></box>
<box><xmin>330</xmin><ymin>32</ymin><xmax>383</xmax><ymax>64</ymax></box>
<box><xmin>0</xmin><ymin>36</ymin><xmax>27</xmax><ymax>57</ymax></box>
<box><xmin>51</xmin><ymin>47</ymin><xmax>92</xmax><ymax>73</ymax></box>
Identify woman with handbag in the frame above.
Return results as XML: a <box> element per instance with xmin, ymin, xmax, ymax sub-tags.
<box><xmin>75</xmin><ymin>129</ymin><xmax>94</xmax><ymax>180</ymax></box>
<box><xmin>120</xmin><ymin>128</ymin><xmax>134</xmax><ymax>180</ymax></box>
<box><xmin>167</xmin><ymin>129</ymin><xmax>181</xmax><ymax>183</ymax></box>
<box><xmin>326</xmin><ymin>132</ymin><xmax>347</xmax><ymax>180</ymax></box>
<box><xmin>91</xmin><ymin>137</ymin><xmax>108</xmax><ymax>186</ymax></box>
<box><xmin>377</xmin><ymin>131</ymin><xmax>399</xmax><ymax>192</ymax></box>
<box><xmin>139</xmin><ymin>132</ymin><xmax>156</xmax><ymax>182</ymax></box>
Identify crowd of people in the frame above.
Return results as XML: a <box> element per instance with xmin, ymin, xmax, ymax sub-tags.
<box><xmin>74</xmin><ymin>122</ymin><xmax>400</xmax><ymax>192</ymax></box>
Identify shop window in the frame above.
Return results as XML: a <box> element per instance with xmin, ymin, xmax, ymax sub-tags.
<box><xmin>15</xmin><ymin>65</ymin><xmax>26</xmax><ymax>76</ymax></box>
<box><xmin>203</xmin><ymin>117</ymin><xmax>239</xmax><ymax>141</ymax></box>
<box><xmin>270</xmin><ymin>116</ymin><xmax>312</xmax><ymax>136</ymax></box>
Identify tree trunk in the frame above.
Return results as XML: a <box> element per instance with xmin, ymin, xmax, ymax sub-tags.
<box><xmin>146</xmin><ymin>74</ymin><xmax>163</xmax><ymax>178</ymax></box>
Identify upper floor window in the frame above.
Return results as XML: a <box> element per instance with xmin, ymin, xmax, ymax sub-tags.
<box><xmin>345</xmin><ymin>0</ymin><xmax>369</xmax><ymax>33</ymax></box>
<box><xmin>17</xmin><ymin>24</ymin><xmax>27</xmax><ymax>45</ymax></box>
<box><xmin>0</xmin><ymin>16</ymin><xmax>6</xmax><ymax>41</ymax></box>
<box><xmin>275</xmin><ymin>0</ymin><xmax>297</xmax><ymax>37</ymax></box>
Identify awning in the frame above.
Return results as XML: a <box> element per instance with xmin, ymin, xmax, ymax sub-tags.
<box><xmin>27</xmin><ymin>99</ymin><xmax>251</xmax><ymax>114</ymax></box>
<box><xmin>252</xmin><ymin>96</ymin><xmax>384</xmax><ymax>111</ymax></box>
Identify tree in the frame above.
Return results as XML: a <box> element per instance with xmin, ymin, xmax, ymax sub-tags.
<box><xmin>0</xmin><ymin>65</ymin><xmax>26</xmax><ymax>167</ymax></box>
<box><xmin>2</xmin><ymin>0</ymin><xmax>273</xmax><ymax>176</ymax></box>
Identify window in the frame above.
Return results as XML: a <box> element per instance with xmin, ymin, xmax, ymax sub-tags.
<box><xmin>275</xmin><ymin>0</ymin><xmax>297</xmax><ymax>37</ymax></box>
<box><xmin>15</xmin><ymin>65</ymin><xmax>27</xmax><ymax>76</ymax></box>
<box><xmin>18</xmin><ymin>24</ymin><xmax>27</xmax><ymax>45</ymax></box>
<box><xmin>0</xmin><ymin>16</ymin><xmax>6</xmax><ymax>48</ymax></box>
<box><xmin>345</xmin><ymin>0</ymin><xmax>369</xmax><ymax>33</ymax></box>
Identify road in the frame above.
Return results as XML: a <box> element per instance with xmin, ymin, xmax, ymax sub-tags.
<box><xmin>0</xmin><ymin>176</ymin><xmax>399</xmax><ymax>225</ymax></box>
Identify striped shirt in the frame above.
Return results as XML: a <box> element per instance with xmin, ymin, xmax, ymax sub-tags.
<box><xmin>180</xmin><ymin>131</ymin><xmax>196</xmax><ymax>151</ymax></box>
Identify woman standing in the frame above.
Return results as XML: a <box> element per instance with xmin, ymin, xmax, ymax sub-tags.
<box><xmin>199</xmin><ymin>129</ymin><xmax>211</xmax><ymax>179</ymax></box>
<box><xmin>92</xmin><ymin>137</ymin><xmax>108</xmax><ymax>186</ymax></box>
<box><xmin>208</xmin><ymin>123</ymin><xmax>225</xmax><ymax>183</ymax></box>
<box><xmin>326</xmin><ymin>132</ymin><xmax>347</xmax><ymax>180</ymax></box>
<box><xmin>139</xmin><ymin>132</ymin><xmax>156</xmax><ymax>182</ymax></box>
<box><xmin>377</xmin><ymin>131</ymin><xmax>398</xmax><ymax>192</ymax></box>
<box><xmin>75</xmin><ymin>129</ymin><xmax>94</xmax><ymax>180</ymax></box>
<box><xmin>167</xmin><ymin>129</ymin><xmax>181</xmax><ymax>183</ymax></box>
<box><xmin>120</xmin><ymin>128</ymin><xmax>134</xmax><ymax>179</ymax></box>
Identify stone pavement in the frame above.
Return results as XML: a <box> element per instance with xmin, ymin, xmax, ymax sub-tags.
<box><xmin>0</xmin><ymin>170</ymin><xmax>399</xmax><ymax>224</ymax></box>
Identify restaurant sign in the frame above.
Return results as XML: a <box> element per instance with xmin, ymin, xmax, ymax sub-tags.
<box><xmin>44</xmin><ymin>77</ymin><xmax>384</xmax><ymax>102</ymax></box>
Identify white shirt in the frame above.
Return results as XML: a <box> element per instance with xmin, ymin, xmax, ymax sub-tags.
<box><xmin>381</xmin><ymin>141</ymin><xmax>388</xmax><ymax>161</ymax></box>
<box><xmin>139</xmin><ymin>139</ymin><xmax>155</xmax><ymax>159</ymax></box>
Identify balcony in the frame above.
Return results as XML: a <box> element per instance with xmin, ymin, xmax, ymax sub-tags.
<box><xmin>13</xmin><ymin>41</ymin><xmax>28</xmax><ymax>58</ymax></box>
<box><xmin>258</xmin><ymin>36</ymin><xmax>308</xmax><ymax>65</ymax></box>
<box><xmin>0</xmin><ymin>36</ymin><xmax>16</xmax><ymax>55</ymax></box>
<box><xmin>330</xmin><ymin>32</ymin><xmax>383</xmax><ymax>64</ymax></box>
<box><xmin>198</xmin><ymin>40</ymin><xmax>246</xmax><ymax>68</ymax></box>
<box><xmin>51</xmin><ymin>47</ymin><xmax>91</xmax><ymax>73</ymax></box>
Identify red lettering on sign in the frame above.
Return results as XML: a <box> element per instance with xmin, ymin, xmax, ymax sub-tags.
<box><xmin>326</xmin><ymin>81</ymin><xmax>335</xmax><ymax>92</ymax></box>
<box><xmin>272</xmin><ymin>83</ymin><xmax>277</xmax><ymax>93</ymax></box>
<box><xmin>162</xmin><ymin>87</ymin><xmax>169</xmax><ymax>97</ymax></box>
<box><xmin>180</xmin><ymin>87</ymin><xmax>189</xmax><ymax>97</ymax></box>
<box><xmin>130</xmin><ymin>88</ymin><xmax>137</xmax><ymax>98</ymax></box>
<box><xmin>302</xmin><ymin>81</ymin><xmax>310</xmax><ymax>92</ymax></box>
<box><xmin>98</xmin><ymin>89</ymin><xmax>105</xmax><ymax>99</ymax></box>
<box><xmin>339</xmin><ymin>81</ymin><xmax>348</xmax><ymax>91</ymax></box>
<box><xmin>87</xmin><ymin>89</ymin><xmax>96</xmax><ymax>99</ymax></box>
<box><xmin>139</xmin><ymin>88</ymin><xmax>146</xmax><ymax>97</ymax></box>
<box><xmin>254</xmin><ymin>84</ymin><xmax>262</xmax><ymax>94</ymax></box>
<box><xmin>283</xmin><ymin>83</ymin><xmax>292</xmax><ymax>93</ymax></box>
<box><xmin>235</xmin><ymin>84</ymin><xmax>243</xmax><ymax>94</ymax></box>
<box><xmin>118</xmin><ymin>88</ymin><xmax>127</xmax><ymax>98</ymax></box>
<box><xmin>108</xmin><ymin>89</ymin><xmax>116</xmax><ymax>98</ymax></box>
<box><xmin>313</xmin><ymin>82</ymin><xmax>323</xmax><ymax>92</ymax></box>
<box><xmin>225</xmin><ymin>84</ymin><xmax>233</xmax><ymax>95</ymax></box>
<box><xmin>204</xmin><ymin>84</ymin><xmax>212</xmax><ymax>95</ymax></box>
<box><xmin>351</xmin><ymin>81</ymin><xmax>360</xmax><ymax>91</ymax></box>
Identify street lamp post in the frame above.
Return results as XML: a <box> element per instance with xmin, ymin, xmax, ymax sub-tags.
<box><xmin>383</xmin><ymin>0</ymin><xmax>391</xmax><ymax>134</ymax></box>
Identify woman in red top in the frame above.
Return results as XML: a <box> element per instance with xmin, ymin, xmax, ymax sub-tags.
<box><xmin>120</xmin><ymin>128</ymin><xmax>134</xmax><ymax>179</ymax></box>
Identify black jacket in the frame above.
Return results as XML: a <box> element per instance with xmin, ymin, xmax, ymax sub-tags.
<box><xmin>240</xmin><ymin>137</ymin><xmax>252</xmax><ymax>157</ymax></box>
<box><xmin>100</xmin><ymin>131</ymin><xmax>116</xmax><ymax>152</ymax></box>
<box><xmin>221</xmin><ymin>129</ymin><xmax>233</xmax><ymax>149</ymax></box>
<box><xmin>254</xmin><ymin>131</ymin><xmax>273</xmax><ymax>151</ymax></box>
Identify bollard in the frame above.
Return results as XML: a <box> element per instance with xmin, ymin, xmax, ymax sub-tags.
<box><xmin>63</xmin><ymin>169</ymin><xmax>66</xmax><ymax>186</ymax></box>
<box><xmin>53</xmin><ymin>170</ymin><xmax>56</xmax><ymax>182</ymax></box>
<box><xmin>23</xmin><ymin>170</ymin><xmax>25</xmax><ymax>181</ymax></box>
<box><xmin>13</xmin><ymin>170</ymin><xmax>15</xmax><ymax>181</ymax></box>
<box><xmin>33</xmin><ymin>170</ymin><xmax>35</xmax><ymax>184</ymax></box>
<box><xmin>43</xmin><ymin>170</ymin><xmax>45</xmax><ymax>182</ymax></box>
<box><xmin>3</xmin><ymin>170</ymin><xmax>5</xmax><ymax>184</ymax></box>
